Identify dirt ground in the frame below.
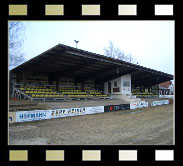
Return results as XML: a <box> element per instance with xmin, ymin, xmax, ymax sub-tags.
<box><xmin>9</xmin><ymin>99</ymin><xmax>49</xmax><ymax>111</ymax></box>
<box><xmin>9</xmin><ymin>104</ymin><xmax>174</xmax><ymax>145</ymax></box>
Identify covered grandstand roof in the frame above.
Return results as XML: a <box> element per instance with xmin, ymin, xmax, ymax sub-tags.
<box><xmin>11</xmin><ymin>44</ymin><xmax>173</xmax><ymax>87</ymax></box>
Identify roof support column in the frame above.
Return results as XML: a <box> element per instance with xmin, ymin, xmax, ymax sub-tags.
<box><xmin>56</xmin><ymin>79</ymin><xmax>60</xmax><ymax>91</ymax></box>
<box><xmin>48</xmin><ymin>75</ymin><xmax>53</xmax><ymax>85</ymax></box>
<box><xmin>140</xmin><ymin>86</ymin><xmax>142</xmax><ymax>92</ymax></box>
<box><xmin>74</xmin><ymin>80</ymin><xmax>78</xmax><ymax>87</ymax></box>
<box><xmin>22</xmin><ymin>71</ymin><xmax>27</xmax><ymax>87</ymax></box>
<box><xmin>81</xmin><ymin>82</ymin><xmax>84</xmax><ymax>91</ymax></box>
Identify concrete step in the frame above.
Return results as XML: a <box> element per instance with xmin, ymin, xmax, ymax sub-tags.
<box><xmin>122</xmin><ymin>94</ymin><xmax>141</xmax><ymax>103</ymax></box>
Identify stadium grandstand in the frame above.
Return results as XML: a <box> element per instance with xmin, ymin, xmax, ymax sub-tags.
<box><xmin>9</xmin><ymin>44</ymin><xmax>173</xmax><ymax>103</ymax></box>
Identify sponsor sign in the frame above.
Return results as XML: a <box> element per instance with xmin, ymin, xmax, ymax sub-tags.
<box><xmin>159</xmin><ymin>95</ymin><xmax>174</xmax><ymax>99</ymax></box>
<box><xmin>104</xmin><ymin>104</ymin><xmax>130</xmax><ymax>112</ymax></box>
<box><xmin>130</xmin><ymin>101</ymin><xmax>148</xmax><ymax>109</ymax></box>
<box><xmin>16</xmin><ymin>110</ymin><xmax>50</xmax><ymax>122</ymax></box>
<box><xmin>162</xmin><ymin>100</ymin><xmax>169</xmax><ymax>104</ymax></box>
<box><xmin>104</xmin><ymin>105</ymin><xmax>119</xmax><ymax>112</ymax></box>
<box><xmin>151</xmin><ymin>100</ymin><xmax>169</xmax><ymax>106</ymax></box>
<box><xmin>50</xmin><ymin>106</ymin><xmax>104</xmax><ymax>118</ymax></box>
<box><xmin>151</xmin><ymin>101</ymin><xmax>162</xmax><ymax>106</ymax></box>
<box><xmin>130</xmin><ymin>103</ymin><xmax>137</xmax><ymax>110</ymax></box>
<box><xmin>120</xmin><ymin>104</ymin><xmax>130</xmax><ymax>110</ymax></box>
<box><xmin>16</xmin><ymin>106</ymin><xmax>104</xmax><ymax>122</ymax></box>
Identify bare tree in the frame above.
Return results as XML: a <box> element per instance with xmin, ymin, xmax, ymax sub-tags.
<box><xmin>9</xmin><ymin>21</ymin><xmax>26</xmax><ymax>67</ymax></box>
<box><xmin>103</xmin><ymin>40</ymin><xmax>138</xmax><ymax>64</ymax></box>
<box><xmin>104</xmin><ymin>40</ymin><xmax>124</xmax><ymax>59</ymax></box>
<box><xmin>125</xmin><ymin>53</ymin><xmax>138</xmax><ymax>64</ymax></box>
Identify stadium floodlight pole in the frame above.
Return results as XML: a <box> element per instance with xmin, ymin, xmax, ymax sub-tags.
<box><xmin>74</xmin><ymin>40</ymin><xmax>79</xmax><ymax>48</ymax></box>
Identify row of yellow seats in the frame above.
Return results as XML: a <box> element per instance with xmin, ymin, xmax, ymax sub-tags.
<box><xmin>68</xmin><ymin>95</ymin><xmax>94</xmax><ymax>97</ymax></box>
<box><xmin>19</xmin><ymin>88</ymin><xmax>52</xmax><ymax>91</ymax></box>
<box><xmin>26</xmin><ymin>88</ymin><xmax>52</xmax><ymax>91</ymax></box>
<box><xmin>141</xmin><ymin>94</ymin><xmax>156</xmax><ymax>96</ymax></box>
<box><xmin>60</xmin><ymin>87</ymin><xmax>75</xmax><ymax>89</ymax></box>
<box><xmin>96</xmin><ymin>95</ymin><xmax>108</xmax><ymax>97</ymax></box>
<box><xmin>30</xmin><ymin>86</ymin><xmax>48</xmax><ymax>88</ymax></box>
<box><xmin>85</xmin><ymin>91</ymin><xmax>96</xmax><ymax>93</ymax></box>
<box><xmin>62</xmin><ymin>92</ymin><xmax>87</xmax><ymax>94</ymax></box>
<box><xmin>59</xmin><ymin>90</ymin><xmax>81</xmax><ymax>92</ymax></box>
<box><xmin>19</xmin><ymin>88</ymin><xmax>26</xmax><ymax>90</ymax></box>
<box><xmin>84</xmin><ymin>89</ymin><xmax>95</xmax><ymax>91</ymax></box>
<box><xmin>32</xmin><ymin>94</ymin><xmax>64</xmax><ymax>98</ymax></box>
<box><xmin>25</xmin><ymin>86</ymin><xmax>49</xmax><ymax>89</ymax></box>
<box><xmin>90</xmin><ymin>92</ymin><xmax>102</xmax><ymax>95</ymax></box>
<box><xmin>85</xmin><ymin>90</ymin><xmax>96</xmax><ymax>92</ymax></box>
<box><xmin>132</xmin><ymin>93</ymin><xmax>154</xmax><ymax>95</ymax></box>
<box><xmin>135</xmin><ymin>94</ymin><xmax>156</xmax><ymax>97</ymax></box>
<box><xmin>25</xmin><ymin>91</ymin><xmax>57</xmax><ymax>94</ymax></box>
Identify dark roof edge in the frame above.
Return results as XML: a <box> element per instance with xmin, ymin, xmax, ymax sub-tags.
<box><xmin>10</xmin><ymin>44</ymin><xmax>61</xmax><ymax>72</ymax></box>
<box><xmin>58</xmin><ymin>44</ymin><xmax>173</xmax><ymax>78</ymax></box>
<box><xmin>10</xmin><ymin>43</ymin><xmax>174</xmax><ymax>79</ymax></box>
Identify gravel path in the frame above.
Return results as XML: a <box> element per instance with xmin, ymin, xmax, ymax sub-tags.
<box><xmin>9</xmin><ymin>104</ymin><xmax>174</xmax><ymax>145</ymax></box>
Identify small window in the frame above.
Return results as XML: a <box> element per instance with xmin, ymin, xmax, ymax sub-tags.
<box><xmin>114</xmin><ymin>81</ymin><xmax>117</xmax><ymax>87</ymax></box>
<box><xmin>123</xmin><ymin>81</ymin><xmax>130</xmax><ymax>87</ymax></box>
<box><xmin>113</xmin><ymin>87</ymin><xmax>120</xmax><ymax>92</ymax></box>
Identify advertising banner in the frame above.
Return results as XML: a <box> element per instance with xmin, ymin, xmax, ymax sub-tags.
<box><xmin>104</xmin><ymin>105</ymin><xmax>114</xmax><ymax>112</ymax></box>
<box><xmin>151</xmin><ymin>101</ymin><xmax>160</xmax><ymax>106</ymax></box>
<box><xmin>104</xmin><ymin>104</ymin><xmax>130</xmax><ymax>112</ymax></box>
<box><xmin>104</xmin><ymin>105</ymin><xmax>121</xmax><ymax>112</ymax></box>
<box><xmin>161</xmin><ymin>100</ymin><xmax>169</xmax><ymax>104</ymax></box>
<box><xmin>16</xmin><ymin>110</ymin><xmax>51</xmax><ymax>122</ymax></box>
<box><xmin>50</xmin><ymin>106</ymin><xmax>104</xmax><ymax>119</ymax></box>
<box><xmin>151</xmin><ymin>100</ymin><xmax>169</xmax><ymax>106</ymax></box>
<box><xmin>16</xmin><ymin>106</ymin><xmax>104</xmax><ymax>122</ymax></box>
<box><xmin>130</xmin><ymin>101</ymin><xmax>148</xmax><ymax>109</ymax></box>
<box><xmin>130</xmin><ymin>103</ymin><xmax>137</xmax><ymax>109</ymax></box>
<box><xmin>120</xmin><ymin>104</ymin><xmax>130</xmax><ymax>110</ymax></box>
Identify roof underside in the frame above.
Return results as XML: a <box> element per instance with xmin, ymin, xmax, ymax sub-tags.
<box><xmin>11</xmin><ymin>44</ymin><xmax>173</xmax><ymax>87</ymax></box>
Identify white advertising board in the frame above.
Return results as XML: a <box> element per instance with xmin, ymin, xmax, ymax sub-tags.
<box><xmin>151</xmin><ymin>100</ymin><xmax>169</xmax><ymax>106</ymax></box>
<box><xmin>50</xmin><ymin>106</ymin><xmax>104</xmax><ymax>119</ymax></box>
<box><xmin>159</xmin><ymin>95</ymin><xmax>174</xmax><ymax>99</ymax></box>
<box><xmin>130</xmin><ymin>101</ymin><xmax>148</xmax><ymax>109</ymax></box>
<box><xmin>16</xmin><ymin>110</ymin><xmax>51</xmax><ymax>122</ymax></box>
<box><xmin>130</xmin><ymin>103</ymin><xmax>137</xmax><ymax>109</ymax></box>
<box><xmin>16</xmin><ymin>106</ymin><xmax>104</xmax><ymax>122</ymax></box>
<box><xmin>161</xmin><ymin>100</ymin><xmax>169</xmax><ymax>104</ymax></box>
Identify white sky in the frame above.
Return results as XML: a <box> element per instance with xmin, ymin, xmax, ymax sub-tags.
<box><xmin>21</xmin><ymin>21</ymin><xmax>174</xmax><ymax>75</ymax></box>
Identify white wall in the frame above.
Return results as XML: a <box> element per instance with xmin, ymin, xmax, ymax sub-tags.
<box><xmin>104</xmin><ymin>82</ymin><xmax>108</xmax><ymax>93</ymax></box>
<box><xmin>111</xmin><ymin>77</ymin><xmax>121</xmax><ymax>94</ymax></box>
<box><xmin>121</xmin><ymin>74</ymin><xmax>131</xmax><ymax>95</ymax></box>
<box><xmin>104</xmin><ymin>77</ymin><xmax>121</xmax><ymax>94</ymax></box>
<box><xmin>169</xmin><ymin>84</ymin><xmax>174</xmax><ymax>95</ymax></box>
<box><xmin>104</xmin><ymin>74</ymin><xmax>131</xmax><ymax>95</ymax></box>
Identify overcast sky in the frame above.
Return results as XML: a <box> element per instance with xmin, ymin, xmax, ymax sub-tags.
<box><xmin>19</xmin><ymin>21</ymin><xmax>174</xmax><ymax>75</ymax></box>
